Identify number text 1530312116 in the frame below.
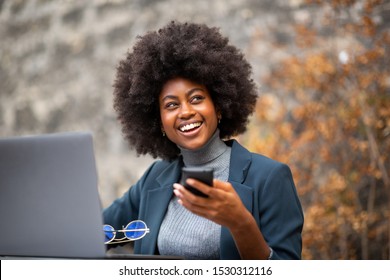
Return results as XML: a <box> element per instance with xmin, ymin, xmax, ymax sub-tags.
<box><xmin>212</xmin><ymin>266</ymin><xmax>272</xmax><ymax>276</ymax></box>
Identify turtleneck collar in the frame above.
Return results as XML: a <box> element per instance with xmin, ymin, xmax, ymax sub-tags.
<box><xmin>178</xmin><ymin>129</ymin><xmax>228</xmax><ymax>166</ymax></box>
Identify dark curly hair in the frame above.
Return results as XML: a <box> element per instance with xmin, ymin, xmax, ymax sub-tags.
<box><xmin>113</xmin><ymin>21</ymin><xmax>258</xmax><ymax>160</ymax></box>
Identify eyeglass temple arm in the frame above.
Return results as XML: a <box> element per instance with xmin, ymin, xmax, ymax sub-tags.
<box><xmin>104</xmin><ymin>228</ymin><xmax>150</xmax><ymax>233</ymax></box>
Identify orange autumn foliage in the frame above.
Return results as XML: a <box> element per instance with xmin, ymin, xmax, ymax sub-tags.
<box><xmin>245</xmin><ymin>0</ymin><xmax>390</xmax><ymax>259</ymax></box>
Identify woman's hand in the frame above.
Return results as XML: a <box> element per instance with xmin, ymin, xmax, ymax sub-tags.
<box><xmin>173</xmin><ymin>179</ymin><xmax>249</xmax><ymax>230</ymax></box>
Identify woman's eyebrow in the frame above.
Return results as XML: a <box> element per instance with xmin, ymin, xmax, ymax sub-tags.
<box><xmin>186</xmin><ymin>87</ymin><xmax>205</xmax><ymax>96</ymax></box>
<box><xmin>161</xmin><ymin>88</ymin><xmax>205</xmax><ymax>102</ymax></box>
<box><xmin>161</xmin><ymin>95</ymin><xmax>178</xmax><ymax>102</ymax></box>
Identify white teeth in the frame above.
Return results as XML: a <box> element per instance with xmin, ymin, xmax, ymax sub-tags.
<box><xmin>180</xmin><ymin>122</ymin><xmax>201</xmax><ymax>132</ymax></box>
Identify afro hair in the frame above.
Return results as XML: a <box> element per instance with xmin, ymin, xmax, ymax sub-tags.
<box><xmin>113</xmin><ymin>21</ymin><xmax>258</xmax><ymax>160</ymax></box>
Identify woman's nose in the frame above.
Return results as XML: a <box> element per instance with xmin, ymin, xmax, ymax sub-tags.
<box><xmin>178</xmin><ymin>103</ymin><xmax>195</xmax><ymax>119</ymax></box>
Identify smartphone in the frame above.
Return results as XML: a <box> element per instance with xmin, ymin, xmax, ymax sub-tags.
<box><xmin>180</xmin><ymin>167</ymin><xmax>214</xmax><ymax>198</ymax></box>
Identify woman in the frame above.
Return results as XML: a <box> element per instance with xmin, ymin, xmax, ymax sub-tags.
<box><xmin>103</xmin><ymin>21</ymin><xmax>304</xmax><ymax>260</ymax></box>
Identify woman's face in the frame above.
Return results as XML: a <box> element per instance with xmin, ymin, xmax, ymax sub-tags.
<box><xmin>159</xmin><ymin>77</ymin><xmax>219</xmax><ymax>150</ymax></box>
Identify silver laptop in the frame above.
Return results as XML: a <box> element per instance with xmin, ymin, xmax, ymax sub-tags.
<box><xmin>0</xmin><ymin>131</ymin><xmax>107</xmax><ymax>258</ymax></box>
<box><xmin>0</xmin><ymin>131</ymin><xmax>182</xmax><ymax>260</ymax></box>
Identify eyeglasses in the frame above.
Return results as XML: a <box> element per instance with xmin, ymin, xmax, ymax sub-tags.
<box><xmin>103</xmin><ymin>220</ymin><xmax>150</xmax><ymax>244</ymax></box>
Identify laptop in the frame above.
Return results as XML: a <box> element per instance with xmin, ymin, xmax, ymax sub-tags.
<box><xmin>0</xmin><ymin>131</ymin><xmax>179</xmax><ymax>259</ymax></box>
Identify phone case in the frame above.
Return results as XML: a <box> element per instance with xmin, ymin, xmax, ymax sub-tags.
<box><xmin>180</xmin><ymin>167</ymin><xmax>213</xmax><ymax>197</ymax></box>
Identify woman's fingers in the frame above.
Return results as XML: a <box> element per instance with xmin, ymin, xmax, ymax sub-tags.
<box><xmin>173</xmin><ymin>179</ymin><xmax>246</xmax><ymax>228</ymax></box>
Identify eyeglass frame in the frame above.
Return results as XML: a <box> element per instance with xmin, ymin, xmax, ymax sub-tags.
<box><xmin>103</xmin><ymin>220</ymin><xmax>150</xmax><ymax>244</ymax></box>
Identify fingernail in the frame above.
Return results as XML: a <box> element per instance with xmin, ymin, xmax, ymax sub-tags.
<box><xmin>186</xmin><ymin>178</ymin><xmax>194</xmax><ymax>185</ymax></box>
<box><xmin>173</xmin><ymin>189</ymin><xmax>182</xmax><ymax>198</ymax></box>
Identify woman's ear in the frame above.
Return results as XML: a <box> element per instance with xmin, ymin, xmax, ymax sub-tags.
<box><xmin>217</xmin><ymin>110</ymin><xmax>222</xmax><ymax>124</ymax></box>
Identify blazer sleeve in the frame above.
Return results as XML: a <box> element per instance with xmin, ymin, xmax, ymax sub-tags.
<box><xmin>258</xmin><ymin>163</ymin><xmax>304</xmax><ymax>259</ymax></box>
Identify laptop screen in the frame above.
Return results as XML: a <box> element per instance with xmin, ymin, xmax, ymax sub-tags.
<box><xmin>0</xmin><ymin>131</ymin><xmax>107</xmax><ymax>258</ymax></box>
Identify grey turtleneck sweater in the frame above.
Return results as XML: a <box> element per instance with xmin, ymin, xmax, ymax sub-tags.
<box><xmin>157</xmin><ymin>129</ymin><xmax>231</xmax><ymax>259</ymax></box>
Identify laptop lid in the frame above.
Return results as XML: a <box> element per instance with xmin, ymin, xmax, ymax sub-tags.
<box><xmin>0</xmin><ymin>131</ymin><xmax>107</xmax><ymax>258</ymax></box>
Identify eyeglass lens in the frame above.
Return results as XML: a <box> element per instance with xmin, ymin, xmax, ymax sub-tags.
<box><xmin>124</xmin><ymin>220</ymin><xmax>147</xmax><ymax>240</ymax></box>
<box><xmin>103</xmin><ymin>224</ymin><xmax>115</xmax><ymax>243</ymax></box>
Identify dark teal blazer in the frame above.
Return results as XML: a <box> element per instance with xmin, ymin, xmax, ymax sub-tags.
<box><xmin>103</xmin><ymin>140</ymin><xmax>304</xmax><ymax>259</ymax></box>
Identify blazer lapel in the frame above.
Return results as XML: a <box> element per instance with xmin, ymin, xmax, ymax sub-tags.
<box><xmin>220</xmin><ymin>140</ymin><xmax>254</xmax><ymax>259</ymax></box>
<box><xmin>140</xmin><ymin>159</ymin><xmax>182</xmax><ymax>254</ymax></box>
<box><xmin>227</xmin><ymin>140</ymin><xmax>253</xmax><ymax>211</ymax></box>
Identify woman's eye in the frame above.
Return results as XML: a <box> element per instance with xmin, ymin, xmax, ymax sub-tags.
<box><xmin>165</xmin><ymin>102</ymin><xmax>178</xmax><ymax>109</ymax></box>
<box><xmin>190</xmin><ymin>95</ymin><xmax>205</xmax><ymax>103</ymax></box>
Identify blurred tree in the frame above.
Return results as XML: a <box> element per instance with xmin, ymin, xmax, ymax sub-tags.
<box><xmin>246</xmin><ymin>0</ymin><xmax>390</xmax><ymax>259</ymax></box>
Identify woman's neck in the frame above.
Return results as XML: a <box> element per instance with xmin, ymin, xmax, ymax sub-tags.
<box><xmin>179</xmin><ymin>129</ymin><xmax>228</xmax><ymax>167</ymax></box>
<box><xmin>179</xmin><ymin>129</ymin><xmax>231</xmax><ymax>181</ymax></box>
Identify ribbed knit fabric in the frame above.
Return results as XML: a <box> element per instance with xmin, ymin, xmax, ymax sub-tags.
<box><xmin>157</xmin><ymin>129</ymin><xmax>231</xmax><ymax>259</ymax></box>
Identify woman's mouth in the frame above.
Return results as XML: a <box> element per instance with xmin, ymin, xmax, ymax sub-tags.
<box><xmin>179</xmin><ymin>122</ymin><xmax>202</xmax><ymax>133</ymax></box>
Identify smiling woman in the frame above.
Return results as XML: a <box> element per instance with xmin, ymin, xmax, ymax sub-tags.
<box><xmin>159</xmin><ymin>78</ymin><xmax>219</xmax><ymax>151</ymax></box>
<box><xmin>104</xmin><ymin>21</ymin><xmax>304</xmax><ymax>260</ymax></box>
